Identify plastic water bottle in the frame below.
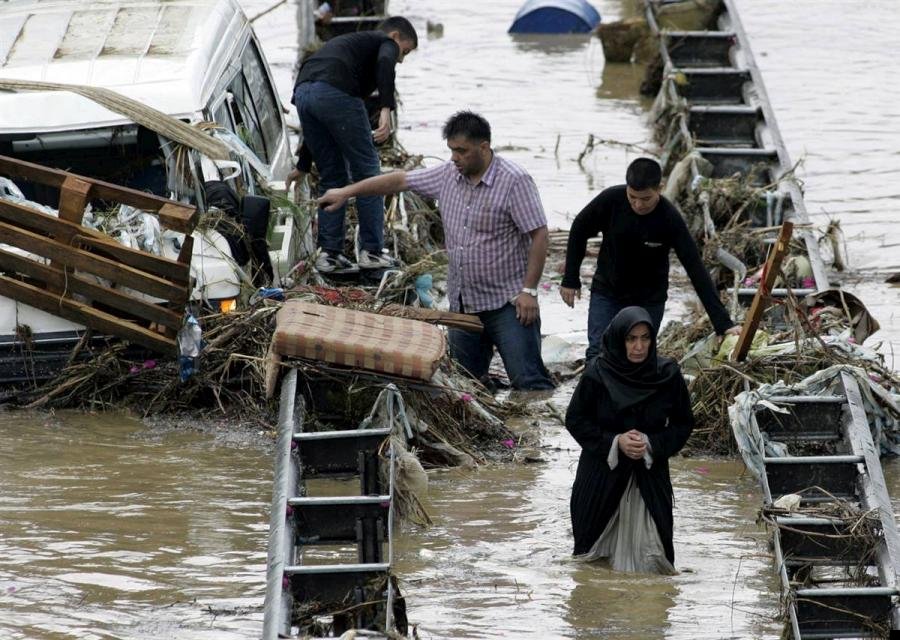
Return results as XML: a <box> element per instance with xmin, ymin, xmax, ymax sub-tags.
<box><xmin>177</xmin><ymin>314</ymin><xmax>203</xmax><ymax>381</ymax></box>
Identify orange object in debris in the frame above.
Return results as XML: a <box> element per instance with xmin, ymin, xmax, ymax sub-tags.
<box><xmin>220</xmin><ymin>298</ymin><xmax>237</xmax><ymax>313</ymax></box>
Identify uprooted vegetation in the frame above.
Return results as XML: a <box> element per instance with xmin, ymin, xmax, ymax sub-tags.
<box><xmin>8</xmin><ymin>296</ymin><xmax>534</xmax><ymax>467</ymax></box>
<box><xmin>1</xmin><ymin>133</ymin><xmax>539</xmax><ymax>468</ymax></box>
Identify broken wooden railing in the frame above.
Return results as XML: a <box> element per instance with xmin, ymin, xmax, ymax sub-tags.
<box><xmin>0</xmin><ymin>154</ymin><xmax>197</xmax><ymax>353</ymax></box>
<box><xmin>733</xmin><ymin>220</ymin><xmax>793</xmax><ymax>361</ymax></box>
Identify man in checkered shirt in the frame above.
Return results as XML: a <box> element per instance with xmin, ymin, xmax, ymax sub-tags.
<box><xmin>318</xmin><ymin>111</ymin><xmax>555</xmax><ymax>390</ymax></box>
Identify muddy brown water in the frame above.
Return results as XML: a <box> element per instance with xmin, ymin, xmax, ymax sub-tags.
<box><xmin>0</xmin><ymin>412</ymin><xmax>271</xmax><ymax>638</ymax></box>
<box><xmin>2</xmin><ymin>0</ymin><xmax>900</xmax><ymax>637</ymax></box>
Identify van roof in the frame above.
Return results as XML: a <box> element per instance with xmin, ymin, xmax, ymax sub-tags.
<box><xmin>0</xmin><ymin>0</ymin><xmax>250</xmax><ymax>133</ymax></box>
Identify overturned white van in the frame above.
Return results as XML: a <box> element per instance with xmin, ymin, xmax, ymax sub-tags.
<box><xmin>0</xmin><ymin>0</ymin><xmax>304</xmax><ymax>383</ymax></box>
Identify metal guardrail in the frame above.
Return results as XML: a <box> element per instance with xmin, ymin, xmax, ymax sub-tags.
<box><xmin>750</xmin><ymin>373</ymin><xmax>900</xmax><ymax>637</ymax></box>
<box><xmin>263</xmin><ymin>369</ymin><xmax>402</xmax><ymax>639</ymax></box>
<box><xmin>644</xmin><ymin>0</ymin><xmax>831</xmax><ymax>297</ymax></box>
<box><xmin>263</xmin><ymin>368</ymin><xmax>300</xmax><ymax>638</ymax></box>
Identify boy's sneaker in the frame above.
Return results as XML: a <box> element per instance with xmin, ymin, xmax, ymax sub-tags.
<box><xmin>315</xmin><ymin>251</ymin><xmax>359</xmax><ymax>274</ymax></box>
<box><xmin>358</xmin><ymin>249</ymin><xmax>397</xmax><ymax>270</ymax></box>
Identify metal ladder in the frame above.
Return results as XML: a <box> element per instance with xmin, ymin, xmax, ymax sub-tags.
<box><xmin>645</xmin><ymin>0</ymin><xmax>831</xmax><ymax>298</ymax></box>
<box><xmin>263</xmin><ymin>369</ymin><xmax>402</xmax><ymax>638</ymax></box>
<box><xmin>752</xmin><ymin>372</ymin><xmax>900</xmax><ymax>638</ymax></box>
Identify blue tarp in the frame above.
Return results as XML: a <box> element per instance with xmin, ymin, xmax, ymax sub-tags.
<box><xmin>508</xmin><ymin>0</ymin><xmax>601</xmax><ymax>34</ymax></box>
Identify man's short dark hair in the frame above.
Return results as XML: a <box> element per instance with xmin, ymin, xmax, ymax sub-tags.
<box><xmin>442</xmin><ymin>111</ymin><xmax>491</xmax><ymax>143</ymax></box>
<box><xmin>625</xmin><ymin>158</ymin><xmax>662</xmax><ymax>190</ymax></box>
<box><xmin>379</xmin><ymin>16</ymin><xmax>418</xmax><ymax>47</ymax></box>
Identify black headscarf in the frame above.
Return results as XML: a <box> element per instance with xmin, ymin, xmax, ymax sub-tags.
<box><xmin>586</xmin><ymin>306</ymin><xmax>680</xmax><ymax>412</ymax></box>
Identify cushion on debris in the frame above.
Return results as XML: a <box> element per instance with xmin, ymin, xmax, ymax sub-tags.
<box><xmin>273</xmin><ymin>300</ymin><xmax>446</xmax><ymax>381</ymax></box>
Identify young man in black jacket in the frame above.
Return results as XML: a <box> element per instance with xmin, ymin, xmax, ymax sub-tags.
<box><xmin>289</xmin><ymin>16</ymin><xmax>417</xmax><ymax>273</ymax></box>
<box><xmin>560</xmin><ymin>158</ymin><xmax>740</xmax><ymax>360</ymax></box>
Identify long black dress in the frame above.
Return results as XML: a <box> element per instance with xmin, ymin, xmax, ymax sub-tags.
<box><xmin>565</xmin><ymin>308</ymin><xmax>694</xmax><ymax>567</ymax></box>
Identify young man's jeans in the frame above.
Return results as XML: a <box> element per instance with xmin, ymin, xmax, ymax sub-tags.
<box><xmin>449</xmin><ymin>302</ymin><xmax>555</xmax><ymax>391</ymax></box>
<box><xmin>586</xmin><ymin>291</ymin><xmax>665</xmax><ymax>361</ymax></box>
<box><xmin>293</xmin><ymin>81</ymin><xmax>384</xmax><ymax>255</ymax></box>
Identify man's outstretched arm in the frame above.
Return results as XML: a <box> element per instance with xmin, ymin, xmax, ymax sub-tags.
<box><xmin>318</xmin><ymin>171</ymin><xmax>409</xmax><ymax>211</ymax></box>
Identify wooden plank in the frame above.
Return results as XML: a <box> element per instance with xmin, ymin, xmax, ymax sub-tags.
<box><xmin>73</xmin><ymin>234</ymin><xmax>189</xmax><ymax>286</ymax></box>
<box><xmin>264</xmin><ymin>342</ymin><xmax>282</xmax><ymax>400</ymax></box>
<box><xmin>0</xmin><ymin>154</ymin><xmax>197</xmax><ymax>233</ymax></box>
<box><xmin>0</xmin><ymin>221</ymin><xmax>188</xmax><ymax>303</ymax></box>
<box><xmin>733</xmin><ymin>221</ymin><xmax>793</xmax><ymax>361</ymax></box>
<box><xmin>0</xmin><ymin>275</ymin><xmax>174</xmax><ymax>353</ymax></box>
<box><xmin>841</xmin><ymin>372</ymin><xmax>900</xmax><ymax>629</ymax></box>
<box><xmin>176</xmin><ymin>233</ymin><xmax>195</xmax><ymax>266</ymax></box>
<box><xmin>379</xmin><ymin>303</ymin><xmax>483</xmax><ymax>332</ymax></box>
<box><xmin>58</xmin><ymin>175</ymin><xmax>92</xmax><ymax>225</ymax></box>
<box><xmin>157</xmin><ymin>202</ymin><xmax>199</xmax><ymax>235</ymax></box>
<box><xmin>0</xmin><ymin>200</ymin><xmax>190</xmax><ymax>285</ymax></box>
<box><xmin>0</xmin><ymin>248</ymin><xmax>183</xmax><ymax>331</ymax></box>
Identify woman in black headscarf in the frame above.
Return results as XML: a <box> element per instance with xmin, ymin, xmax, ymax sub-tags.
<box><xmin>565</xmin><ymin>306</ymin><xmax>694</xmax><ymax>574</ymax></box>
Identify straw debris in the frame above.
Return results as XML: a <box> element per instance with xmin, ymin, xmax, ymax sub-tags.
<box><xmin>663</xmin><ymin>298</ymin><xmax>900</xmax><ymax>456</ymax></box>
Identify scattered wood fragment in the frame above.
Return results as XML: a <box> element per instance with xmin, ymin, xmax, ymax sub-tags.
<box><xmin>379</xmin><ymin>304</ymin><xmax>482</xmax><ymax>333</ymax></box>
<box><xmin>733</xmin><ymin>221</ymin><xmax>793</xmax><ymax>361</ymax></box>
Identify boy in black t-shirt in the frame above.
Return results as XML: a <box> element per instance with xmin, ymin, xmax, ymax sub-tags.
<box><xmin>560</xmin><ymin>158</ymin><xmax>740</xmax><ymax>360</ymax></box>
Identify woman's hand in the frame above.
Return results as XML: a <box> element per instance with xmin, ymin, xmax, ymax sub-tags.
<box><xmin>618</xmin><ymin>429</ymin><xmax>647</xmax><ymax>460</ymax></box>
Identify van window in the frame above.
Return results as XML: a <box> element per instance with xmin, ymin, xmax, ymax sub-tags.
<box><xmin>226</xmin><ymin>75</ymin><xmax>269</xmax><ymax>163</ymax></box>
<box><xmin>212</xmin><ymin>99</ymin><xmax>234</xmax><ymax>131</ymax></box>
<box><xmin>1</xmin><ymin>125</ymin><xmax>168</xmax><ymax>204</ymax></box>
<box><xmin>241</xmin><ymin>40</ymin><xmax>283</xmax><ymax>157</ymax></box>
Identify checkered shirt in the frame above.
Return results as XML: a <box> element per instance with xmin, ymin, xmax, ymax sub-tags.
<box><xmin>405</xmin><ymin>155</ymin><xmax>547</xmax><ymax>313</ymax></box>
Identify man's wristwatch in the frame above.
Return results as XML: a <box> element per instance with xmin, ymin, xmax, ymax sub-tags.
<box><xmin>520</xmin><ymin>287</ymin><xmax>538</xmax><ymax>297</ymax></box>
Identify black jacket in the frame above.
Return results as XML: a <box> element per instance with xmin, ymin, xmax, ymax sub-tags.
<box><xmin>562</xmin><ymin>185</ymin><xmax>733</xmax><ymax>334</ymax></box>
<box><xmin>565</xmin><ymin>364</ymin><xmax>694</xmax><ymax>562</ymax></box>
<box><xmin>295</xmin><ymin>31</ymin><xmax>400</xmax><ymax>110</ymax></box>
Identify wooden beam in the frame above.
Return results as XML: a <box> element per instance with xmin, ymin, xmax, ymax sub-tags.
<box><xmin>0</xmin><ymin>275</ymin><xmax>174</xmax><ymax>353</ymax></box>
<box><xmin>0</xmin><ymin>199</ymin><xmax>190</xmax><ymax>285</ymax></box>
<box><xmin>732</xmin><ymin>221</ymin><xmax>794</xmax><ymax>361</ymax></box>
<box><xmin>73</xmin><ymin>234</ymin><xmax>190</xmax><ymax>286</ymax></box>
<box><xmin>176</xmin><ymin>233</ymin><xmax>195</xmax><ymax>266</ymax></box>
<box><xmin>379</xmin><ymin>304</ymin><xmax>483</xmax><ymax>333</ymax></box>
<box><xmin>0</xmin><ymin>248</ymin><xmax>183</xmax><ymax>331</ymax></box>
<box><xmin>58</xmin><ymin>175</ymin><xmax>92</xmax><ymax>225</ymax></box>
<box><xmin>0</xmin><ymin>154</ymin><xmax>198</xmax><ymax>233</ymax></box>
<box><xmin>157</xmin><ymin>202</ymin><xmax>199</xmax><ymax>235</ymax></box>
<box><xmin>0</xmin><ymin>221</ymin><xmax>188</xmax><ymax>303</ymax></box>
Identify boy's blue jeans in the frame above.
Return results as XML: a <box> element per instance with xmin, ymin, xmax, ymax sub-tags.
<box><xmin>293</xmin><ymin>81</ymin><xmax>384</xmax><ymax>254</ymax></box>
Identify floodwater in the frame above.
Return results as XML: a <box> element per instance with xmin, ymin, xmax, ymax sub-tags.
<box><xmin>2</xmin><ymin>0</ymin><xmax>899</xmax><ymax>638</ymax></box>
<box><xmin>0</xmin><ymin>412</ymin><xmax>271</xmax><ymax>639</ymax></box>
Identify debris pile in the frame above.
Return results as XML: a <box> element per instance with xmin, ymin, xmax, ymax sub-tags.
<box><xmin>1</xmin><ymin>127</ymin><xmax>534</xmax><ymax>469</ymax></box>
<box><xmin>662</xmin><ymin>296</ymin><xmax>900</xmax><ymax>456</ymax></box>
